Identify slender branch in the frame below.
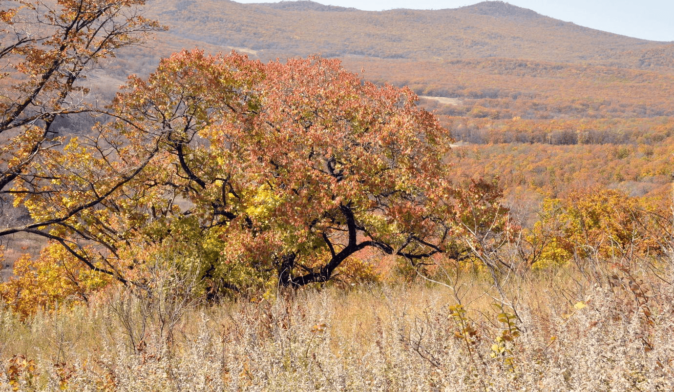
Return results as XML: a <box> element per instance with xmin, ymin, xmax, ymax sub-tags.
<box><xmin>23</xmin><ymin>229</ymin><xmax>127</xmax><ymax>284</ymax></box>
<box><xmin>0</xmin><ymin>141</ymin><xmax>161</xmax><ymax>237</ymax></box>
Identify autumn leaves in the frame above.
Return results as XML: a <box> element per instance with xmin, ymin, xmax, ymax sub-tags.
<box><xmin>4</xmin><ymin>41</ymin><xmax>500</xmax><ymax>308</ymax></box>
<box><xmin>99</xmin><ymin>50</ymin><xmax>470</xmax><ymax>289</ymax></box>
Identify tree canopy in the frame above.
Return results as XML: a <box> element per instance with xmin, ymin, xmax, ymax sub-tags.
<box><xmin>5</xmin><ymin>48</ymin><xmax>505</xmax><ymax>295</ymax></box>
<box><xmin>100</xmin><ymin>50</ymin><xmax>480</xmax><ymax>289</ymax></box>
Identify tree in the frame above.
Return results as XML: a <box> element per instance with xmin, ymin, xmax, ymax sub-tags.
<box><xmin>11</xmin><ymin>49</ymin><xmax>501</xmax><ymax>295</ymax></box>
<box><xmin>3</xmin><ymin>45</ymin><xmax>508</xmax><ymax>303</ymax></box>
<box><xmin>0</xmin><ymin>0</ymin><xmax>161</xmax><ymax>277</ymax></box>
<box><xmin>526</xmin><ymin>189</ymin><xmax>666</xmax><ymax>269</ymax></box>
<box><xmin>116</xmin><ymin>50</ymin><xmax>467</xmax><ymax>289</ymax></box>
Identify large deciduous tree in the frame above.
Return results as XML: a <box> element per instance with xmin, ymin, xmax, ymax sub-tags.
<box><xmin>6</xmin><ymin>47</ymin><xmax>507</xmax><ymax>299</ymax></box>
<box><xmin>71</xmin><ymin>50</ymin><xmax>500</xmax><ymax>290</ymax></box>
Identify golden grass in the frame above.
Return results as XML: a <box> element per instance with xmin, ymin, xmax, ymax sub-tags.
<box><xmin>1</xmin><ymin>259</ymin><xmax>672</xmax><ymax>390</ymax></box>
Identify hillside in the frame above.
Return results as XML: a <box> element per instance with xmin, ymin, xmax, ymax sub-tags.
<box><xmin>102</xmin><ymin>1</ymin><xmax>674</xmax><ymax>122</ymax></box>
<box><xmin>141</xmin><ymin>0</ymin><xmax>674</xmax><ymax>70</ymax></box>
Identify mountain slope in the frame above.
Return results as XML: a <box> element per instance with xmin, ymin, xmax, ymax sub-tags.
<box><xmin>142</xmin><ymin>0</ymin><xmax>674</xmax><ymax>70</ymax></box>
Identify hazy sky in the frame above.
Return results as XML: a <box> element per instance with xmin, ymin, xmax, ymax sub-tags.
<box><xmin>237</xmin><ymin>0</ymin><xmax>674</xmax><ymax>42</ymax></box>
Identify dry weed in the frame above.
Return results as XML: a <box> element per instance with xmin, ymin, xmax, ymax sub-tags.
<box><xmin>1</xmin><ymin>262</ymin><xmax>673</xmax><ymax>391</ymax></box>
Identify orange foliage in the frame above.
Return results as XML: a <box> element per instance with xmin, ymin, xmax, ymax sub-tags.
<box><xmin>346</xmin><ymin>58</ymin><xmax>674</xmax><ymax>121</ymax></box>
<box><xmin>449</xmin><ymin>139</ymin><xmax>673</xmax><ymax>200</ymax></box>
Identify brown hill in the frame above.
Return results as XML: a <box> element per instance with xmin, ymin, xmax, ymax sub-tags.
<box><xmin>98</xmin><ymin>0</ymin><xmax>674</xmax><ymax>120</ymax></box>
<box><xmin>458</xmin><ymin>2</ymin><xmax>541</xmax><ymax>19</ymax></box>
<box><xmin>141</xmin><ymin>0</ymin><xmax>674</xmax><ymax>70</ymax></box>
<box><xmin>100</xmin><ymin>1</ymin><xmax>672</xmax><ymax>127</ymax></box>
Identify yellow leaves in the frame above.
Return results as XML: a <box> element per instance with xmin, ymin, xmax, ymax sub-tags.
<box><xmin>244</xmin><ymin>184</ymin><xmax>282</xmax><ymax>221</ymax></box>
<box><xmin>63</xmin><ymin>136</ymin><xmax>80</xmax><ymax>152</ymax></box>
<box><xmin>527</xmin><ymin>188</ymin><xmax>668</xmax><ymax>269</ymax></box>
<box><xmin>262</xmin><ymin>288</ymin><xmax>276</xmax><ymax>301</ymax></box>
<box><xmin>489</xmin><ymin>304</ymin><xmax>520</xmax><ymax>371</ymax></box>
<box><xmin>360</xmin><ymin>213</ymin><xmax>397</xmax><ymax>238</ymax></box>
<box><xmin>449</xmin><ymin>304</ymin><xmax>466</xmax><ymax>318</ymax></box>
<box><xmin>490</xmin><ymin>341</ymin><xmax>508</xmax><ymax>359</ymax></box>
<box><xmin>0</xmin><ymin>242</ymin><xmax>113</xmax><ymax>318</ymax></box>
<box><xmin>311</xmin><ymin>323</ymin><xmax>327</xmax><ymax>334</ymax></box>
<box><xmin>61</xmin><ymin>196</ymin><xmax>76</xmax><ymax>209</ymax></box>
<box><xmin>54</xmin><ymin>362</ymin><xmax>76</xmax><ymax>391</ymax></box>
<box><xmin>562</xmin><ymin>300</ymin><xmax>590</xmax><ymax>319</ymax></box>
<box><xmin>0</xmin><ymin>9</ymin><xmax>17</xmax><ymax>24</ymax></box>
<box><xmin>332</xmin><ymin>257</ymin><xmax>381</xmax><ymax>287</ymax></box>
<box><xmin>12</xmin><ymin>195</ymin><xmax>23</xmax><ymax>209</ymax></box>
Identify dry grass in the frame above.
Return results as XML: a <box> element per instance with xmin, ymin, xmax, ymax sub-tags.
<box><xmin>1</xmin><ymin>258</ymin><xmax>673</xmax><ymax>391</ymax></box>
